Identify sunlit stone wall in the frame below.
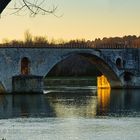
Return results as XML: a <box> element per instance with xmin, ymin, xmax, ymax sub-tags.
<box><xmin>97</xmin><ymin>75</ymin><xmax>110</xmax><ymax>89</ymax></box>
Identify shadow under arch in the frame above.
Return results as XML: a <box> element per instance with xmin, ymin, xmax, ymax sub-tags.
<box><xmin>44</xmin><ymin>52</ymin><xmax>123</xmax><ymax>88</ymax></box>
<box><xmin>120</xmin><ymin>71</ymin><xmax>134</xmax><ymax>88</ymax></box>
<box><xmin>0</xmin><ymin>81</ymin><xmax>6</xmax><ymax>93</ymax></box>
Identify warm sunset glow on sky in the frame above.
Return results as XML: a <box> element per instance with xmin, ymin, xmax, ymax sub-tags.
<box><xmin>0</xmin><ymin>0</ymin><xmax>140</xmax><ymax>42</ymax></box>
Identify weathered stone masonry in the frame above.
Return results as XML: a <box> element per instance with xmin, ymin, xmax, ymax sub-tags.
<box><xmin>0</xmin><ymin>47</ymin><xmax>139</xmax><ymax>93</ymax></box>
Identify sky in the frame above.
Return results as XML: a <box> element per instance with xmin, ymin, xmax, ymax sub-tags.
<box><xmin>0</xmin><ymin>0</ymin><xmax>140</xmax><ymax>42</ymax></box>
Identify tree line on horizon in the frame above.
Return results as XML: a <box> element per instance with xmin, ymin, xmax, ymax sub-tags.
<box><xmin>1</xmin><ymin>32</ymin><xmax>140</xmax><ymax>48</ymax></box>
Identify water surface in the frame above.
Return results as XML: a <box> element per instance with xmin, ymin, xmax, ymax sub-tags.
<box><xmin>0</xmin><ymin>86</ymin><xmax>140</xmax><ymax>140</ymax></box>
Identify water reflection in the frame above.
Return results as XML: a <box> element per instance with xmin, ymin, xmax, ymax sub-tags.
<box><xmin>109</xmin><ymin>90</ymin><xmax>140</xmax><ymax>116</ymax></box>
<box><xmin>0</xmin><ymin>89</ymin><xmax>139</xmax><ymax>118</ymax></box>
<box><xmin>47</xmin><ymin>92</ymin><xmax>97</xmax><ymax>117</ymax></box>
<box><xmin>97</xmin><ymin>88</ymin><xmax>111</xmax><ymax>116</ymax></box>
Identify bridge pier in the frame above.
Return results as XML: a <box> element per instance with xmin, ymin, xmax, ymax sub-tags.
<box><xmin>12</xmin><ymin>75</ymin><xmax>43</xmax><ymax>93</ymax></box>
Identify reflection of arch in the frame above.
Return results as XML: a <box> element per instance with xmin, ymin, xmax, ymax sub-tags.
<box><xmin>116</xmin><ymin>58</ymin><xmax>122</xmax><ymax>68</ymax></box>
<box><xmin>44</xmin><ymin>52</ymin><xmax>123</xmax><ymax>88</ymax></box>
<box><xmin>21</xmin><ymin>57</ymin><xmax>30</xmax><ymax>75</ymax></box>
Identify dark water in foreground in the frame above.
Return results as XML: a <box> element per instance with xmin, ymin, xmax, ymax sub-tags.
<box><xmin>0</xmin><ymin>87</ymin><xmax>140</xmax><ymax>140</ymax></box>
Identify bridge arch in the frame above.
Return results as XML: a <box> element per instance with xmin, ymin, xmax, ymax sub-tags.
<box><xmin>116</xmin><ymin>57</ymin><xmax>123</xmax><ymax>68</ymax></box>
<box><xmin>21</xmin><ymin>57</ymin><xmax>30</xmax><ymax>75</ymax></box>
<box><xmin>120</xmin><ymin>71</ymin><xmax>135</xmax><ymax>88</ymax></box>
<box><xmin>44</xmin><ymin>51</ymin><xmax>123</xmax><ymax>88</ymax></box>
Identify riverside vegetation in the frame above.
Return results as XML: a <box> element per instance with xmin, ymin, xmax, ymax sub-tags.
<box><xmin>1</xmin><ymin>31</ymin><xmax>140</xmax><ymax>48</ymax></box>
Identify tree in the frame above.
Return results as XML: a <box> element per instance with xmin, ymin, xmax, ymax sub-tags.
<box><xmin>0</xmin><ymin>0</ymin><xmax>57</xmax><ymax>16</ymax></box>
<box><xmin>24</xmin><ymin>30</ymin><xmax>32</xmax><ymax>43</ymax></box>
<box><xmin>0</xmin><ymin>0</ymin><xmax>11</xmax><ymax>14</ymax></box>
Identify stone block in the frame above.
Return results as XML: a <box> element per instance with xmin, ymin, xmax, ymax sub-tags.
<box><xmin>12</xmin><ymin>75</ymin><xmax>43</xmax><ymax>93</ymax></box>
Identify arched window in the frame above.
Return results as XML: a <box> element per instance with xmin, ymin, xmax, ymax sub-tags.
<box><xmin>124</xmin><ymin>72</ymin><xmax>133</xmax><ymax>82</ymax></box>
<box><xmin>116</xmin><ymin>58</ymin><xmax>122</xmax><ymax>68</ymax></box>
<box><xmin>21</xmin><ymin>57</ymin><xmax>30</xmax><ymax>75</ymax></box>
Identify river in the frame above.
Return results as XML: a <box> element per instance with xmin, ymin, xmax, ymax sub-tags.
<box><xmin>0</xmin><ymin>85</ymin><xmax>140</xmax><ymax>139</ymax></box>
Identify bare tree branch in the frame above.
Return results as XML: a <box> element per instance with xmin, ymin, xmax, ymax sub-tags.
<box><xmin>1</xmin><ymin>0</ymin><xmax>58</xmax><ymax>17</ymax></box>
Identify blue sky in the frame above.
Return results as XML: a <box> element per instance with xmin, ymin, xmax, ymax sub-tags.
<box><xmin>0</xmin><ymin>0</ymin><xmax>140</xmax><ymax>42</ymax></box>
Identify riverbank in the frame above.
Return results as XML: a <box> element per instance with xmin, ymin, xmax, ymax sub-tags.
<box><xmin>44</xmin><ymin>77</ymin><xmax>97</xmax><ymax>87</ymax></box>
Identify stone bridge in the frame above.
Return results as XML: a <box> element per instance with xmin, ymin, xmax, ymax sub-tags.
<box><xmin>0</xmin><ymin>47</ymin><xmax>139</xmax><ymax>93</ymax></box>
